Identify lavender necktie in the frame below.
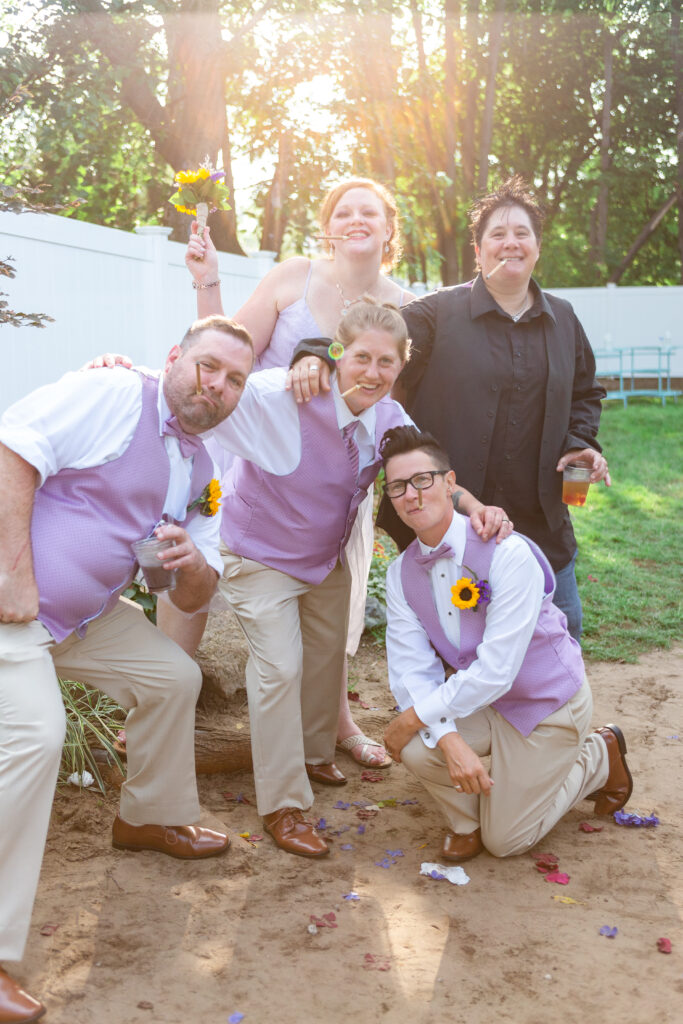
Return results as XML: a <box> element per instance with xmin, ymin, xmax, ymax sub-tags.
<box><xmin>163</xmin><ymin>416</ymin><xmax>203</xmax><ymax>459</ymax></box>
<box><xmin>342</xmin><ymin>420</ymin><xmax>360</xmax><ymax>479</ymax></box>
<box><xmin>414</xmin><ymin>542</ymin><xmax>454</xmax><ymax>570</ymax></box>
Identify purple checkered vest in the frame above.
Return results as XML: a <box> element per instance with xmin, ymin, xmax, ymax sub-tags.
<box><xmin>400</xmin><ymin>521</ymin><xmax>584</xmax><ymax>736</ymax></box>
<box><xmin>31</xmin><ymin>372</ymin><xmax>214</xmax><ymax>642</ymax></box>
<box><xmin>221</xmin><ymin>393</ymin><xmax>405</xmax><ymax>583</ymax></box>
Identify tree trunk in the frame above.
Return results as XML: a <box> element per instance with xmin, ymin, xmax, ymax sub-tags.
<box><xmin>68</xmin><ymin>0</ymin><xmax>244</xmax><ymax>253</ymax></box>
<box><xmin>260</xmin><ymin>132</ymin><xmax>294</xmax><ymax>257</ymax></box>
<box><xmin>608</xmin><ymin>189</ymin><xmax>680</xmax><ymax>283</ymax></box>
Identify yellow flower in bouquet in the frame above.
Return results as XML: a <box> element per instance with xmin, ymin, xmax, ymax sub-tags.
<box><xmin>169</xmin><ymin>159</ymin><xmax>231</xmax><ymax>229</ymax></box>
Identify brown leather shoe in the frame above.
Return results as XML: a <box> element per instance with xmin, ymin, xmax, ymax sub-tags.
<box><xmin>263</xmin><ymin>807</ymin><xmax>329</xmax><ymax>858</ymax></box>
<box><xmin>441</xmin><ymin>828</ymin><xmax>483</xmax><ymax>863</ymax></box>
<box><xmin>305</xmin><ymin>762</ymin><xmax>347</xmax><ymax>786</ymax></box>
<box><xmin>0</xmin><ymin>967</ymin><xmax>45</xmax><ymax>1023</ymax></box>
<box><xmin>112</xmin><ymin>815</ymin><xmax>230</xmax><ymax>859</ymax></box>
<box><xmin>591</xmin><ymin>725</ymin><xmax>633</xmax><ymax>815</ymax></box>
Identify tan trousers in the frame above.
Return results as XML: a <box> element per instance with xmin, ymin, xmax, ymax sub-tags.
<box><xmin>401</xmin><ymin>678</ymin><xmax>610</xmax><ymax>858</ymax></box>
<box><xmin>0</xmin><ymin>599</ymin><xmax>202</xmax><ymax>962</ymax></box>
<box><xmin>219</xmin><ymin>547</ymin><xmax>351</xmax><ymax>816</ymax></box>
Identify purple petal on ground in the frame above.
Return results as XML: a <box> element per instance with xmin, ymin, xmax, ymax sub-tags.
<box><xmin>599</xmin><ymin>925</ymin><xmax>618</xmax><ymax>938</ymax></box>
<box><xmin>401</xmin><ymin>799</ymin><xmax>419</xmax><ymax>805</ymax></box>
<box><xmin>334</xmin><ymin>800</ymin><xmax>350</xmax><ymax>810</ymax></box>
<box><xmin>430</xmin><ymin>870</ymin><xmax>446</xmax><ymax>880</ymax></box>
<box><xmin>357</xmin><ymin>825</ymin><xmax>366</xmax><ymax>834</ymax></box>
<box><xmin>613</xmin><ymin>810</ymin><xmax>659</xmax><ymax>827</ymax></box>
<box><xmin>386</xmin><ymin>849</ymin><xmax>404</xmax><ymax>857</ymax></box>
<box><xmin>317</xmin><ymin>818</ymin><xmax>327</xmax><ymax>830</ymax></box>
<box><xmin>343</xmin><ymin>892</ymin><xmax>360</xmax><ymax>900</ymax></box>
<box><xmin>228</xmin><ymin>1014</ymin><xmax>244</xmax><ymax>1023</ymax></box>
<box><xmin>340</xmin><ymin>844</ymin><xmax>354</xmax><ymax>850</ymax></box>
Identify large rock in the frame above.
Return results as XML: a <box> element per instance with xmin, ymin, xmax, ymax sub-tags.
<box><xmin>196</xmin><ymin>606</ymin><xmax>248</xmax><ymax>700</ymax></box>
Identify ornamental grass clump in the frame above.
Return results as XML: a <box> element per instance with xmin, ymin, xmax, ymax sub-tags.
<box><xmin>58</xmin><ymin>679</ymin><xmax>126</xmax><ymax>793</ymax></box>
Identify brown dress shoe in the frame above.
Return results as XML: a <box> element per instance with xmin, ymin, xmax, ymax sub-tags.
<box><xmin>305</xmin><ymin>762</ymin><xmax>347</xmax><ymax>786</ymax></box>
<box><xmin>263</xmin><ymin>807</ymin><xmax>329</xmax><ymax>858</ymax></box>
<box><xmin>0</xmin><ymin>967</ymin><xmax>45</xmax><ymax>1023</ymax></box>
<box><xmin>591</xmin><ymin>725</ymin><xmax>633</xmax><ymax>815</ymax></box>
<box><xmin>441</xmin><ymin>828</ymin><xmax>483</xmax><ymax>863</ymax></box>
<box><xmin>112</xmin><ymin>816</ymin><xmax>230</xmax><ymax>859</ymax></box>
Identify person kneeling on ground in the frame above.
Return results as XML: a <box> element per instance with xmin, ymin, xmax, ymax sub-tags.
<box><xmin>380</xmin><ymin>425</ymin><xmax>632</xmax><ymax>864</ymax></box>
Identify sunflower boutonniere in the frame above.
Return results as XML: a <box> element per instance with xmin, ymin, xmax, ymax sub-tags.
<box><xmin>188</xmin><ymin>478</ymin><xmax>222</xmax><ymax>517</ymax></box>
<box><xmin>451</xmin><ymin>565</ymin><xmax>492</xmax><ymax>611</ymax></box>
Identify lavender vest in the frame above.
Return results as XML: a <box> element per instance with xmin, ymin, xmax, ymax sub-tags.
<box><xmin>31</xmin><ymin>373</ymin><xmax>214</xmax><ymax>642</ymax></box>
<box><xmin>221</xmin><ymin>393</ymin><xmax>405</xmax><ymax>583</ymax></box>
<box><xmin>401</xmin><ymin>522</ymin><xmax>585</xmax><ymax>736</ymax></box>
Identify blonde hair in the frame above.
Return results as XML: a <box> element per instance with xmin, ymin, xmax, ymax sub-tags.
<box><xmin>334</xmin><ymin>297</ymin><xmax>411</xmax><ymax>363</ymax></box>
<box><xmin>319</xmin><ymin>178</ymin><xmax>403</xmax><ymax>271</ymax></box>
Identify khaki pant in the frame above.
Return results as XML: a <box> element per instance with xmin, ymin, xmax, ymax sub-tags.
<box><xmin>219</xmin><ymin>547</ymin><xmax>351</xmax><ymax>816</ymax></box>
<box><xmin>0</xmin><ymin>599</ymin><xmax>202</xmax><ymax>962</ymax></box>
<box><xmin>401</xmin><ymin>678</ymin><xmax>610</xmax><ymax>857</ymax></box>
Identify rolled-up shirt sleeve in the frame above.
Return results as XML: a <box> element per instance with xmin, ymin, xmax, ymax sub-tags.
<box><xmin>0</xmin><ymin>369</ymin><xmax>141</xmax><ymax>485</ymax></box>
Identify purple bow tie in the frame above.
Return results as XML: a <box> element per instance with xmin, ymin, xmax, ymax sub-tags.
<box><xmin>163</xmin><ymin>416</ymin><xmax>203</xmax><ymax>459</ymax></box>
<box><xmin>414</xmin><ymin>542</ymin><xmax>454</xmax><ymax>570</ymax></box>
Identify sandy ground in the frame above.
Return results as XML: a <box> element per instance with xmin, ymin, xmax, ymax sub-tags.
<box><xmin>16</xmin><ymin>641</ymin><xmax>682</xmax><ymax>1024</ymax></box>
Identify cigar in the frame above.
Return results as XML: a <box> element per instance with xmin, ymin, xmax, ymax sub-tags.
<box><xmin>314</xmin><ymin>235</ymin><xmax>349</xmax><ymax>241</ymax></box>
<box><xmin>486</xmin><ymin>258</ymin><xmax>508</xmax><ymax>279</ymax></box>
<box><xmin>195</xmin><ymin>363</ymin><xmax>202</xmax><ymax>395</ymax></box>
<box><xmin>341</xmin><ymin>383</ymin><xmax>362</xmax><ymax>399</ymax></box>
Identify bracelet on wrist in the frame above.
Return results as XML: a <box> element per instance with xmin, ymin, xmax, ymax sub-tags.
<box><xmin>192</xmin><ymin>279</ymin><xmax>221</xmax><ymax>290</ymax></box>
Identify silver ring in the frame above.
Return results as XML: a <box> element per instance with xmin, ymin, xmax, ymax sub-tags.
<box><xmin>502</xmin><ymin>518</ymin><xmax>510</xmax><ymax>523</ymax></box>
<box><xmin>309</xmin><ymin>365</ymin><xmax>319</xmax><ymax>372</ymax></box>
<box><xmin>455</xmin><ymin>785</ymin><xmax>463</xmax><ymax>791</ymax></box>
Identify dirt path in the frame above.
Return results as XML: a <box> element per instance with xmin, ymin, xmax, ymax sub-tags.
<box><xmin>20</xmin><ymin>643</ymin><xmax>682</xmax><ymax>1023</ymax></box>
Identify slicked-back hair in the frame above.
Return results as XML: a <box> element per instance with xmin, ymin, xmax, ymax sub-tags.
<box><xmin>334</xmin><ymin>297</ymin><xmax>411</xmax><ymax>363</ymax></box>
<box><xmin>180</xmin><ymin>315</ymin><xmax>254</xmax><ymax>359</ymax></box>
<box><xmin>380</xmin><ymin>425</ymin><xmax>450</xmax><ymax>474</ymax></box>
<box><xmin>469</xmin><ymin>175</ymin><xmax>545</xmax><ymax>249</ymax></box>
<box><xmin>319</xmin><ymin>177</ymin><xmax>402</xmax><ymax>271</ymax></box>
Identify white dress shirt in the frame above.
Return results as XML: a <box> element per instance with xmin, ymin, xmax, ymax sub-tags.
<box><xmin>206</xmin><ymin>367</ymin><xmax>409</xmax><ymax>475</ymax></box>
<box><xmin>0</xmin><ymin>367</ymin><xmax>223</xmax><ymax>575</ymax></box>
<box><xmin>385</xmin><ymin>513</ymin><xmax>545</xmax><ymax>747</ymax></box>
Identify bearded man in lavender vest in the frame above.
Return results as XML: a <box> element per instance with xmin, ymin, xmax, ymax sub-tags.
<box><xmin>380</xmin><ymin>426</ymin><xmax>632</xmax><ymax>866</ymax></box>
<box><xmin>0</xmin><ymin>316</ymin><xmax>253</xmax><ymax>1023</ymax></box>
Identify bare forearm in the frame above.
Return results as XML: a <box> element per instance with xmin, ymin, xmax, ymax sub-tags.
<box><xmin>171</xmin><ymin>563</ymin><xmax>218</xmax><ymax>614</ymax></box>
<box><xmin>0</xmin><ymin>443</ymin><xmax>39</xmax><ymax>620</ymax></box>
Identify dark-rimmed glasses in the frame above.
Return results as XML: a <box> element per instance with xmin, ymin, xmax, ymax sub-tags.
<box><xmin>385</xmin><ymin>470</ymin><xmax>447</xmax><ymax>499</ymax></box>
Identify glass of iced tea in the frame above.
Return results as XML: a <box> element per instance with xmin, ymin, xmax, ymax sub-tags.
<box><xmin>132</xmin><ymin>536</ymin><xmax>177</xmax><ymax>593</ymax></box>
<box><xmin>562</xmin><ymin>465</ymin><xmax>592</xmax><ymax>507</ymax></box>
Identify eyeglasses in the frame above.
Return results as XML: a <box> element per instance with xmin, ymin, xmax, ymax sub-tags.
<box><xmin>384</xmin><ymin>470</ymin><xmax>447</xmax><ymax>499</ymax></box>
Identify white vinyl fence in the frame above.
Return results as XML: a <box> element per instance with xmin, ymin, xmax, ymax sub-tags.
<box><xmin>1</xmin><ymin>210</ymin><xmax>682</xmax><ymax>414</ymax></box>
<box><xmin>0</xmin><ymin>211</ymin><xmax>275</xmax><ymax>410</ymax></box>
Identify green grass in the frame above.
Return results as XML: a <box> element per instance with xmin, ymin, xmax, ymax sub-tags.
<box><xmin>59</xmin><ymin>679</ymin><xmax>126</xmax><ymax>793</ymax></box>
<box><xmin>574</xmin><ymin>400</ymin><xmax>682</xmax><ymax>662</ymax></box>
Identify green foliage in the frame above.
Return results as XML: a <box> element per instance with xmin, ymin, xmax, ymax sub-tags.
<box><xmin>575</xmin><ymin>401</ymin><xmax>683</xmax><ymax>662</ymax></box>
<box><xmin>123</xmin><ymin>579</ymin><xmax>157</xmax><ymax>623</ymax></box>
<box><xmin>367</xmin><ymin>536</ymin><xmax>397</xmax><ymax>604</ymax></box>
<box><xmin>0</xmin><ymin>1</ymin><xmax>680</xmax><ymax>283</ymax></box>
<box><xmin>58</xmin><ymin>678</ymin><xmax>126</xmax><ymax>794</ymax></box>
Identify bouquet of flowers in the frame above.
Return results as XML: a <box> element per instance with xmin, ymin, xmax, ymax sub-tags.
<box><xmin>169</xmin><ymin>159</ymin><xmax>231</xmax><ymax>233</ymax></box>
